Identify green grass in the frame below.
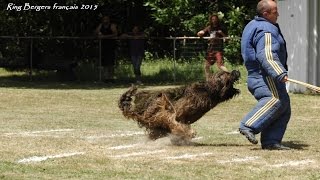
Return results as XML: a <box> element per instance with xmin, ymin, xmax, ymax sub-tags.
<box><xmin>0</xmin><ymin>58</ymin><xmax>243</xmax><ymax>85</ymax></box>
<box><xmin>0</xmin><ymin>63</ymin><xmax>320</xmax><ymax>179</ymax></box>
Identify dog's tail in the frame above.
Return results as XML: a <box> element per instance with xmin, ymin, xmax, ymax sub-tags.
<box><xmin>118</xmin><ymin>85</ymin><xmax>139</xmax><ymax>119</ymax></box>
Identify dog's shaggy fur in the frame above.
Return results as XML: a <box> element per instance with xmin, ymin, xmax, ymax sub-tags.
<box><xmin>118</xmin><ymin>70</ymin><xmax>240</xmax><ymax>145</ymax></box>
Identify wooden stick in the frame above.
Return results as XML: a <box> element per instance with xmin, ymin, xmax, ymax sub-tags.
<box><xmin>287</xmin><ymin>78</ymin><xmax>320</xmax><ymax>93</ymax></box>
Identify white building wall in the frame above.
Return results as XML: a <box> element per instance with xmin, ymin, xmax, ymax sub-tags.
<box><xmin>308</xmin><ymin>0</ymin><xmax>320</xmax><ymax>88</ymax></box>
<box><xmin>278</xmin><ymin>0</ymin><xmax>308</xmax><ymax>92</ymax></box>
<box><xmin>278</xmin><ymin>0</ymin><xmax>319</xmax><ymax>92</ymax></box>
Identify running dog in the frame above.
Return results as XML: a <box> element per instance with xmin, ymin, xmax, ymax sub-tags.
<box><xmin>118</xmin><ymin>70</ymin><xmax>240</xmax><ymax>145</ymax></box>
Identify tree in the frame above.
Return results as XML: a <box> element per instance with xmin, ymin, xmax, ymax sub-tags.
<box><xmin>0</xmin><ymin>0</ymin><xmax>257</xmax><ymax>67</ymax></box>
<box><xmin>143</xmin><ymin>0</ymin><xmax>256</xmax><ymax>63</ymax></box>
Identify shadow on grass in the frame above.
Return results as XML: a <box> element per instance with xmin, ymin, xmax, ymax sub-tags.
<box><xmin>0</xmin><ymin>75</ymin><xmax>124</xmax><ymax>90</ymax></box>
<box><xmin>0</xmin><ymin>72</ymin><xmax>198</xmax><ymax>90</ymax></box>
<box><xmin>248</xmin><ymin>141</ymin><xmax>309</xmax><ymax>151</ymax></box>
<box><xmin>0</xmin><ymin>59</ymin><xmax>208</xmax><ymax>90</ymax></box>
<box><xmin>191</xmin><ymin>141</ymin><xmax>309</xmax><ymax>150</ymax></box>
<box><xmin>282</xmin><ymin>141</ymin><xmax>310</xmax><ymax>150</ymax></box>
<box><xmin>192</xmin><ymin>142</ymin><xmax>249</xmax><ymax>147</ymax></box>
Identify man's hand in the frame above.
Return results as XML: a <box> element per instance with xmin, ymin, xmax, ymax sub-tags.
<box><xmin>282</xmin><ymin>76</ymin><xmax>288</xmax><ymax>82</ymax></box>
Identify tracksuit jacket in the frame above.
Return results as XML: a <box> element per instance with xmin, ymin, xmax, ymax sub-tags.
<box><xmin>240</xmin><ymin>16</ymin><xmax>291</xmax><ymax>146</ymax></box>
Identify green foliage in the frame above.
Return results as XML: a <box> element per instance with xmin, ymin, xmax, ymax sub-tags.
<box><xmin>71</xmin><ymin>55</ymin><xmax>247</xmax><ymax>84</ymax></box>
<box><xmin>143</xmin><ymin>0</ymin><xmax>255</xmax><ymax>36</ymax></box>
<box><xmin>143</xmin><ymin>1</ymin><xmax>256</xmax><ymax>64</ymax></box>
<box><xmin>0</xmin><ymin>0</ymin><xmax>257</xmax><ymax>69</ymax></box>
<box><xmin>223</xmin><ymin>5</ymin><xmax>254</xmax><ymax>64</ymax></box>
<box><xmin>0</xmin><ymin>0</ymin><xmax>120</xmax><ymax>69</ymax></box>
<box><xmin>144</xmin><ymin>0</ymin><xmax>196</xmax><ymax>35</ymax></box>
<box><xmin>182</xmin><ymin>14</ymin><xmax>207</xmax><ymax>35</ymax></box>
<box><xmin>0</xmin><ymin>55</ymin><xmax>246</xmax><ymax>85</ymax></box>
<box><xmin>224</xmin><ymin>6</ymin><xmax>247</xmax><ymax>36</ymax></box>
<box><xmin>1</xmin><ymin>0</ymin><xmax>107</xmax><ymax>36</ymax></box>
<box><xmin>143</xmin><ymin>0</ymin><xmax>232</xmax><ymax>35</ymax></box>
<box><xmin>224</xmin><ymin>37</ymin><xmax>242</xmax><ymax>64</ymax></box>
<box><xmin>115</xmin><ymin>57</ymin><xmax>206</xmax><ymax>83</ymax></box>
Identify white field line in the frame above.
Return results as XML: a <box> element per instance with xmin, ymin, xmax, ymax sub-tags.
<box><xmin>85</xmin><ymin>131</ymin><xmax>144</xmax><ymax>140</ymax></box>
<box><xmin>225</xmin><ymin>131</ymin><xmax>239</xmax><ymax>135</ymax></box>
<box><xmin>17</xmin><ymin>152</ymin><xmax>85</xmax><ymax>164</ymax></box>
<box><xmin>269</xmin><ymin>159</ymin><xmax>315</xmax><ymax>168</ymax></box>
<box><xmin>108</xmin><ymin>143</ymin><xmax>140</xmax><ymax>150</ymax></box>
<box><xmin>111</xmin><ymin>150</ymin><xmax>166</xmax><ymax>158</ymax></box>
<box><xmin>166</xmin><ymin>153</ymin><xmax>213</xmax><ymax>160</ymax></box>
<box><xmin>4</xmin><ymin>129</ymin><xmax>75</xmax><ymax>136</ymax></box>
<box><xmin>5</xmin><ymin>129</ymin><xmax>74</xmax><ymax>135</ymax></box>
<box><xmin>192</xmin><ymin>136</ymin><xmax>203</xmax><ymax>141</ymax></box>
<box><xmin>217</xmin><ymin>156</ymin><xmax>260</xmax><ymax>164</ymax></box>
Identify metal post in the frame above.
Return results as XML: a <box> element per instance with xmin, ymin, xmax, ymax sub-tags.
<box><xmin>173</xmin><ymin>38</ymin><xmax>176</xmax><ymax>82</ymax></box>
<box><xmin>99</xmin><ymin>38</ymin><xmax>102</xmax><ymax>81</ymax></box>
<box><xmin>29</xmin><ymin>38</ymin><xmax>33</xmax><ymax>81</ymax></box>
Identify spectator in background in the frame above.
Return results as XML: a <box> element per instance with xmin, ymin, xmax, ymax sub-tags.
<box><xmin>197</xmin><ymin>14</ymin><xmax>228</xmax><ymax>80</ymax></box>
<box><xmin>95</xmin><ymin>15</ymin><xmax>118</xmax><ymax>82</ymax></box>
<box><xmin>121</xmin><ymin>25</ymin><xmax>145</xmax><ymax>84</ymax></box>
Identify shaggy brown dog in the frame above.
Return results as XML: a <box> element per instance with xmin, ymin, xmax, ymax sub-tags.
<box><xmin>118</xmin><ymin>70</ymin><xmax>240</xmax><ymax>145</ymax></box>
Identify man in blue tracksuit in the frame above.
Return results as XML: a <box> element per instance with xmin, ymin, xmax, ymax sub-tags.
<box><xmin>239</xmin><ymin>0</ymin><xmax>291</xmax><ymax>150</ymax></box>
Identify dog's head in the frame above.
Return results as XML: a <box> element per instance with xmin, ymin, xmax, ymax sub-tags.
<box><xmin>207</xmin><ymin>70</ymin><xmax>241</xmax><ymax>99</ymax></box>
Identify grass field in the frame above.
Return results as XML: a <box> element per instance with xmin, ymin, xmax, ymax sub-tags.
<box><xmin>0</xmin><ymin>66</ymin><xmax>320</xmax><ymax>180</ymax></box>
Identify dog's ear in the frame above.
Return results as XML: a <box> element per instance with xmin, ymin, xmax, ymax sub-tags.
<box><xmin>129</xmin><ymin>84</ymin><xmax>138</xmax><ymax>94</ymax></box>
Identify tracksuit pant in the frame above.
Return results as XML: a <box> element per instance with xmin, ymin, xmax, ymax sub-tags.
<box><xmin>240</xmin><ymin>76</ymin><xmax>291</xmax><ymax>146</ymax></box>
